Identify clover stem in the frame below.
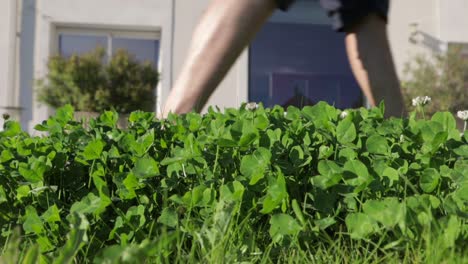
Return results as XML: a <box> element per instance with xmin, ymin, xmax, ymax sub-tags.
<box><xmin>212</xmin><ymin>145</ymin><xmax>220</xmax><ymax>178</ymax></box>
<box><xmin>88</xmin><ymin>159</ymin><xmax>96</xmax><ymax>189</ymax></box>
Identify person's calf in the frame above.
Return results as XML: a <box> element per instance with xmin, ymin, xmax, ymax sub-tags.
<box><xmin>161</xmin><ymin>0</ymin><xmax>277</xmax><ymax>118</ymax></box>
<box><xmin>345</xmin><ymin>13</ymin><xmax>407</xmax><ymax>118</ymax></box>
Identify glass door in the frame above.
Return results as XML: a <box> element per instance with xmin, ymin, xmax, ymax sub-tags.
<box><xmin>249</xmin><ymin>0</ymin><xmax>362</xmax><ymax>109</ymax></box>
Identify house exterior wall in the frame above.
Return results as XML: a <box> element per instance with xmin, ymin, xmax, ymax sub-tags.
<box><xmin>0</xmin><ymin>0</ymin><xmax>18</xmax><ymax>129</ymax></box>
<box><xmin>439</xmin><ymin>0</ymin><xmax>468</xmax><ymax>43</ymax></box>
<box><xmin>2</xmin><ymin>0</ymin><xmax>173</xmax><ymax>131</ymax></box>
<box><xmin>30</xmin><ymin>0</ymin><xmax>174</xmax><ymax>130</ymax></box>
<box><xmin>388</xmin><ymin>0</ymin><xmax>441</xmax><ymax>79</ymax></box>
<box><xmin>17</xmin><ymin>0</ymin><xmax>36</xmax><ymax>131</ymax></box>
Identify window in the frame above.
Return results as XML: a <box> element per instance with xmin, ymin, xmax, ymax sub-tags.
<box><xmin>57</xmin><ymin>28</ymin><xmax>160</xmax><ymax>67</ymax></box>
<box><xmin>249</xmin><ymin>0</ymin><xmax>362</xmax><ymax>109</ymax></box>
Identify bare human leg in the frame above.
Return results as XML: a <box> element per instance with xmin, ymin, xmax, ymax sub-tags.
<box><xmin>161</xmin><ymin>0</ymin><xmax>276</xmax><ymax>117</ymax></box>
<box><xmin>345</xmin><ymin>14</ymin><xmax>407</xmax><ymax>117</ymax></box>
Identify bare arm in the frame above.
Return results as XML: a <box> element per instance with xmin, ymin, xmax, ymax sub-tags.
<box><xmin>161</xmin><ymin>0</ymin><xmax>276</xmax><ymax>117</ymax></box>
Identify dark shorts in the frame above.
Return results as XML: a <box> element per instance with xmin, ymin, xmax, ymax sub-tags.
<box><xmin>275</xmin><ymin>0</ymin><xmax>389</xmax><ymax>32</ymax></box>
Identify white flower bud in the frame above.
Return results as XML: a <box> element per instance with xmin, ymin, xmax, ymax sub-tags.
<box><xmin>340</xmin><ymin>111</ymin><xmax>348</xmax><ymax>119</ymax></box>
<box><xmin>246</xmin><ymin>102</ymin><xmax>258</xmax><ymax>111</ymax></box>
<box><xmin>412</xmin><ymin>96</ymin><xmax>431</xmax><ymax>107</ymax></box>
<box><xmin>456</xmin><ymin>110</ymin><xmax>468</xmax><ymax>121</ymax></box>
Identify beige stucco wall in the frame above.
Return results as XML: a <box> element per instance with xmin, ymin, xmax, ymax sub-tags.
<box><xmin>172</xmin><ymin>0</ymin><xmax>249</xmax><ymax>112</ymax></box>
<box><xmin>387</xmin><ymin>0</ymin><xmax>440</xmax><ymax>79</ymax></box>
<box><xmin>439</xmin><ymin>0</ymin><xmax>468</xmax><ymax>43</ymax></box>
<box><xmin>0</xmin><ymin>0</ymin><xmax>18</xmax><ymax>129</ymax></box>
<box><xmin>0</xmin><ymin>1</ymin><xmax>13</xmax><ymax>107</ymax></box>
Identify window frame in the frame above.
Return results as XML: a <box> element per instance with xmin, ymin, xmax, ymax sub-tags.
<box><xmin>55</xmin><ymin>27</ymin><xmax>161</xmax><ymax>65</ymax></box>
<box><xmin>30</xmin><ymin>0</ymin><xmax>174</xmax><ymax>133</ymax></box>
<box><xmin>52</xmin><ymin>26</ymin><xmax>162</xmax><ymax>112</ymax></box>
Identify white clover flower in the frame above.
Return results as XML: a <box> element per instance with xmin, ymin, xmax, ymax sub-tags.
<box><xmin>246</xmin><ymin>102</ymin><xmax>258</xmax><ymax>111</ymax></box>
<box><xmin>412</xmin><ymin>96</ymin><xmax>431</xmax><ymax>107</ymax></box>
<box><xmin>456</xmin><ymin>110</ymin><xmax>468</xmax><ymax>121</ymax></box>
<box><xmin>424</xmin><ymin>96</ymin><xmax>432</xmax><ymax>104</ymax></box>
<box><xmin>340</xmin><ymin>111</ymin><xmax>348</xmax><ymax>119</ymax></box>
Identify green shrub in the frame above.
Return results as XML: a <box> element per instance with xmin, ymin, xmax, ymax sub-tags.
<box><xmin>37</xmin><ymin>47</ymin><xmax>158</xmax><ymax>113</ymax></box>
<box><xmin>402</xmin><ymin>45</ymin><xmax>468</xmax><ymax>116</ymax></box>
<box><xmin>0</xmin><ymin>103</ymin><xmax>467</xmax><ymax>262</ymax></box>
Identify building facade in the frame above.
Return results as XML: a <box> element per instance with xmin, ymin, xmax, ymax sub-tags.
<box><xmin>0</xmin><ymin>0</ymin><xmax>466</xmax><ymax>131</ymax></box>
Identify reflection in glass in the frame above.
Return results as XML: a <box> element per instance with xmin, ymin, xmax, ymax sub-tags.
<box><xmin>58</xmin><ymin>33</ymin><xmax>160</xmax><ymax>68</ymax></box>
<box><xmin>58</xmin><ymin>34</ymin><xmax>107</xmax><ymax>58</ymax></box>
<box><xmin>112</xmin><ymin>38</ymin><xmax>160</xmax><ymax>67</ymax></box>
<box><xmin>249</xmin><ymin>22</ymin><xmax>362</xmax><ymax>109</ymax></box>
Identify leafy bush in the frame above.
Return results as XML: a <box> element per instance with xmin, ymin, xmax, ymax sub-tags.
<box><xmin>402</xmin><ymin>45</ymin><xmax>468</xmax><ymax>116</ymax></box>
<box><xmin>0</xmin><ymin>103</ymin><xmax>467</xmax><ymax>263</ymax></box>
<box><xmin>37</xmin><ymin>47</ymin><xmax>158</xmax><ymax>113</ymax></box>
